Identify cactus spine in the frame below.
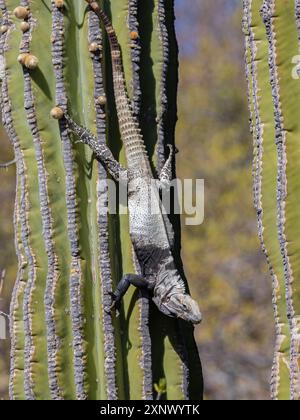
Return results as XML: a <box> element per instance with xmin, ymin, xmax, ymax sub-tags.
<box><xmin>244</xmin><ymin>0</ymin><xmax>300</xmax><ymax>400</ymax></box>
<box><xmin>0</xmin><ymin>0</ymin><xmax>202</xmax><ymax>400</ymax></box>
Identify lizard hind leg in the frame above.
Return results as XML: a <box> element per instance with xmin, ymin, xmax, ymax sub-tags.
<box><xmin>109</xmin><ymin>273</ymin><xmax>147</xmax><ymax>315</ymax></box>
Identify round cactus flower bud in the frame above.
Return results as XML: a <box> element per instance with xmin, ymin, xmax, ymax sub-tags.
<box><xmin>13</xmin><ymin>6</ymin><xmax>29</xmax><ymax>20</ymax></box>
<box><xmin>17</xmin><ymin>53</ymin><xmax>28</xmax><ymax>65</ymax></box>
<box><xmin>50</xmin><ymin>107</ymin><xmax>64</xmax><ymax>120</ymax></box>
<box><xmin>24</xmin><ymin>54</ymin><xmax>39</xmax><ymax>69</ymax></box>
<box><xmin>130</xmin><ymin>31</ymin><xmax>139</xmax><ymax>40</ymax></box>
<box><xmin>89</xmin><ymin>42</ymin><xmax>100</xmax><ymax>53</ymax></box>
<box><xmin>20</xmin><ymin>21</ymin><xmax>30</xmax><ymax>32</ymax></box>
<box><xmin>96</xmin><ymin>95</ymin><xmax>107</xmax><ymax>106</ymax></box>
<box><xmin>55</xmin><ymin>0</ymin><xmax>64</xmax><ymax>8</ymax></box>
<box><xmin>0</xmin><ymin>25</ymin><xmax>8</xmax><ymax>34</ymax></box>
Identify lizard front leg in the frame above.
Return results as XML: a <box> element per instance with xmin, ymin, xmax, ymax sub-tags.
<box><xmin>65</xmin><ymin>114</ymin><xmax>127</xmax><ymax>182</ymax></box>
<box><xmin>110</xmin><ymin>274</ymin><xmax>147</xmax><ymax>313</ymax></box>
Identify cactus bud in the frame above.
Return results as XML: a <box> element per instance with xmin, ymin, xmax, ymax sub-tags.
<box><xmin>24</xmin><ymin>54</ymin><xmax>38</xmax><ymax>69</ymax></box>
<box><xmin>18</xmin><ymin>53</ymin><xmax>38</xmax><ymax>69</ymax></box>
<box><xmin>54</xmin><ymin>0</ymin><xmax>64</xmax><ymax>8</ymax></box>
<box><xmin>50</xmin><ymin>107</ymin><xmax>64</xmax><ymax>120</ymax></box>
<box><xmin>89</xmin><ymin>42</ymin><xmax>100</xmax><ymax>53</ymax></box>
<box><xmin>0</xmin><ymin>25</ymin><xmax>8</xmax><ymax>34</ymax></box>
<box><xmin>13</xmin><ymin>6</ymin><xmax>29</xmax><ymax>20</ymax></box>
<box><xmin>130</xmin><ymin>31</ymin><xmax>139</xmax><ymax>40</ymax></box>
<box><xmin>96</xmin><ymin>95</ymin><xmax>107</xmax><ymax>106</ymax></box>
<box><xmin>20</xmin><ymin>22</ymin><xmax>30</xmax><ymax>33</ymax></box>
<box><xmin>17</xmin><ymin>53</ymin><xmax>27</xmax><ymax>64</ymax></box>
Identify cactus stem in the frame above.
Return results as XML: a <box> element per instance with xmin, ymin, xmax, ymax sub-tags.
<box><xmin>262</xmin><ymin>0</ymin><xmax>300</xmax><ymax>399</ymax></box>
<box><xmin>0</xmin><ymin>0</ymin><xmax>203</xmax><ymax>401</ymax></box>
<box><xmin>243</xmin><ymin>0</ymin><xmax>283</xmax><ymax>399</ymax></box>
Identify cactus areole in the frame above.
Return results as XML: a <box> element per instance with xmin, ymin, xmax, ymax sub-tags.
<box><xmin>0</xmin><ymin>0</ymin><xmax>203</xmax><ymax>401</ymax></box>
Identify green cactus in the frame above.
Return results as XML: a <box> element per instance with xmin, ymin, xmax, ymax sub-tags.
<box><xmin>244</xmin><ymin>0</ymin><xmax>300</xmax><ymax>400</ymax></box>
<box><xmin>0</xmin><ymin>0</ymin><xmax>202</xmax><ymax>400</ymax></box>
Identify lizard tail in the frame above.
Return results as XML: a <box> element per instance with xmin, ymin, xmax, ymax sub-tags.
<box><xmin>86</xmin><ymin>1</ymin><xmax>151</xmax><ymax>174</ymax></box>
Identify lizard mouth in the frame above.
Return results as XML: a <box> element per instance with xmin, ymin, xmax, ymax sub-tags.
<box><xmin>179</xmin><ymin>310</ymin><xmax>202</xmax><ymax>325</ymax></box>
<box><xmin>191</xmin><ymin>315</ymin><xmax>202</xmax><ymax>325</ymax></box>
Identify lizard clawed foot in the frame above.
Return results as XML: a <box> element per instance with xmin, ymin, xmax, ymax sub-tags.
<box><xmin>106</xmin><ymin>274</ymin><xmax>144</xmax><ymax>316</ymax></box>
<box><xmin>106</xmin><ymin>292</ymin><xmax>121</xmax><ymax>317</ymax></box>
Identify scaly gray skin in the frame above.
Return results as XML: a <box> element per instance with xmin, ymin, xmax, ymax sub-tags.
<box><xmin>64</xmin><ymin>1</ymin><xmax>202</xmax><ymax>325</ymax></box>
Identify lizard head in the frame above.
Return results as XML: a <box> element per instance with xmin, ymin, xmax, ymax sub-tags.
<box><xmin>154</xmin><ymin>293</ymin><xmax>202</xmax><ymax>325</ymax></box>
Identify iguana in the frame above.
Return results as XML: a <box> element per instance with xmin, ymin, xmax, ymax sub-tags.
<box><xmin>63</xmin><ymin>0</ymin><xmax>202</xmax><ymax>324</ymax></box>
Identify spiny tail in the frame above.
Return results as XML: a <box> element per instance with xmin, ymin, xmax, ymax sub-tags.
<box><xmin>86</xmin><ymin>1</ymin><xmax>151</xmax><ymax>173</ymax></box>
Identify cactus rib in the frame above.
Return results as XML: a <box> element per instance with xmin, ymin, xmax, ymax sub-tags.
<box><xmin>88</xmin><ymin>7</ymin><xmax>118</xmax><ymax>400</ymax></box>
<box><xmin>156</xmin><ymin>0</ymin><xmax>170</xmax><ymax>170</ymax></box>
<box><xmin>51</xmin><ymin>0</ymin><xmax>87</xmax><ymax>400</ymax></box>
<box><xmin>128</xmin><ymin>0</ymin><xmax>141</xmax><ymax>118</ymax></box>
<box><xmin>127</xmin><ymin>1</ymin><xmax>153</xmax><ymax>400</ymax></box>
<box><xmin>16</xmin><ymin>3</ymin><xmax>44</xmax><ymax>399</ymax></box>
<box><xmin>20</xmin><ymin>2</ymin><xmax>62</xmax><ymax>399</ymax></box>
<box><xmin>0</xmin><ymin>1</ymin><xmax>27</xmax><ymax>399</ymax></box>
<box><xmin>260</xmin><ymin>0</ymin><xmax>300</xmax><ymax>399</ymax></box>
<box><xmin>20</xmin><ymin>0</ymin><xmax>73</xmax><ymax>399</ymax></box>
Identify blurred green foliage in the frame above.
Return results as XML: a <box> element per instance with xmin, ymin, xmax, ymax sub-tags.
<box><xmin>0</xmin><ymin>0</ymin><xmax>274</xmax><ymax>400</ymax></box>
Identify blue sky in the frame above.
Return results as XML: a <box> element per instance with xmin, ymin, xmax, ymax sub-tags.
<box><xmin>175</xmin><ymin>0</ymin><xmax>241</xmax><ymax>56</ymax></box>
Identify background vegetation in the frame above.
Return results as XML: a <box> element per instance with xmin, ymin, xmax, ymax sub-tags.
<box><xmin>0</xmin><ymin>0</ymin><xmax>274</xmax><ymax>400</ymax></box>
